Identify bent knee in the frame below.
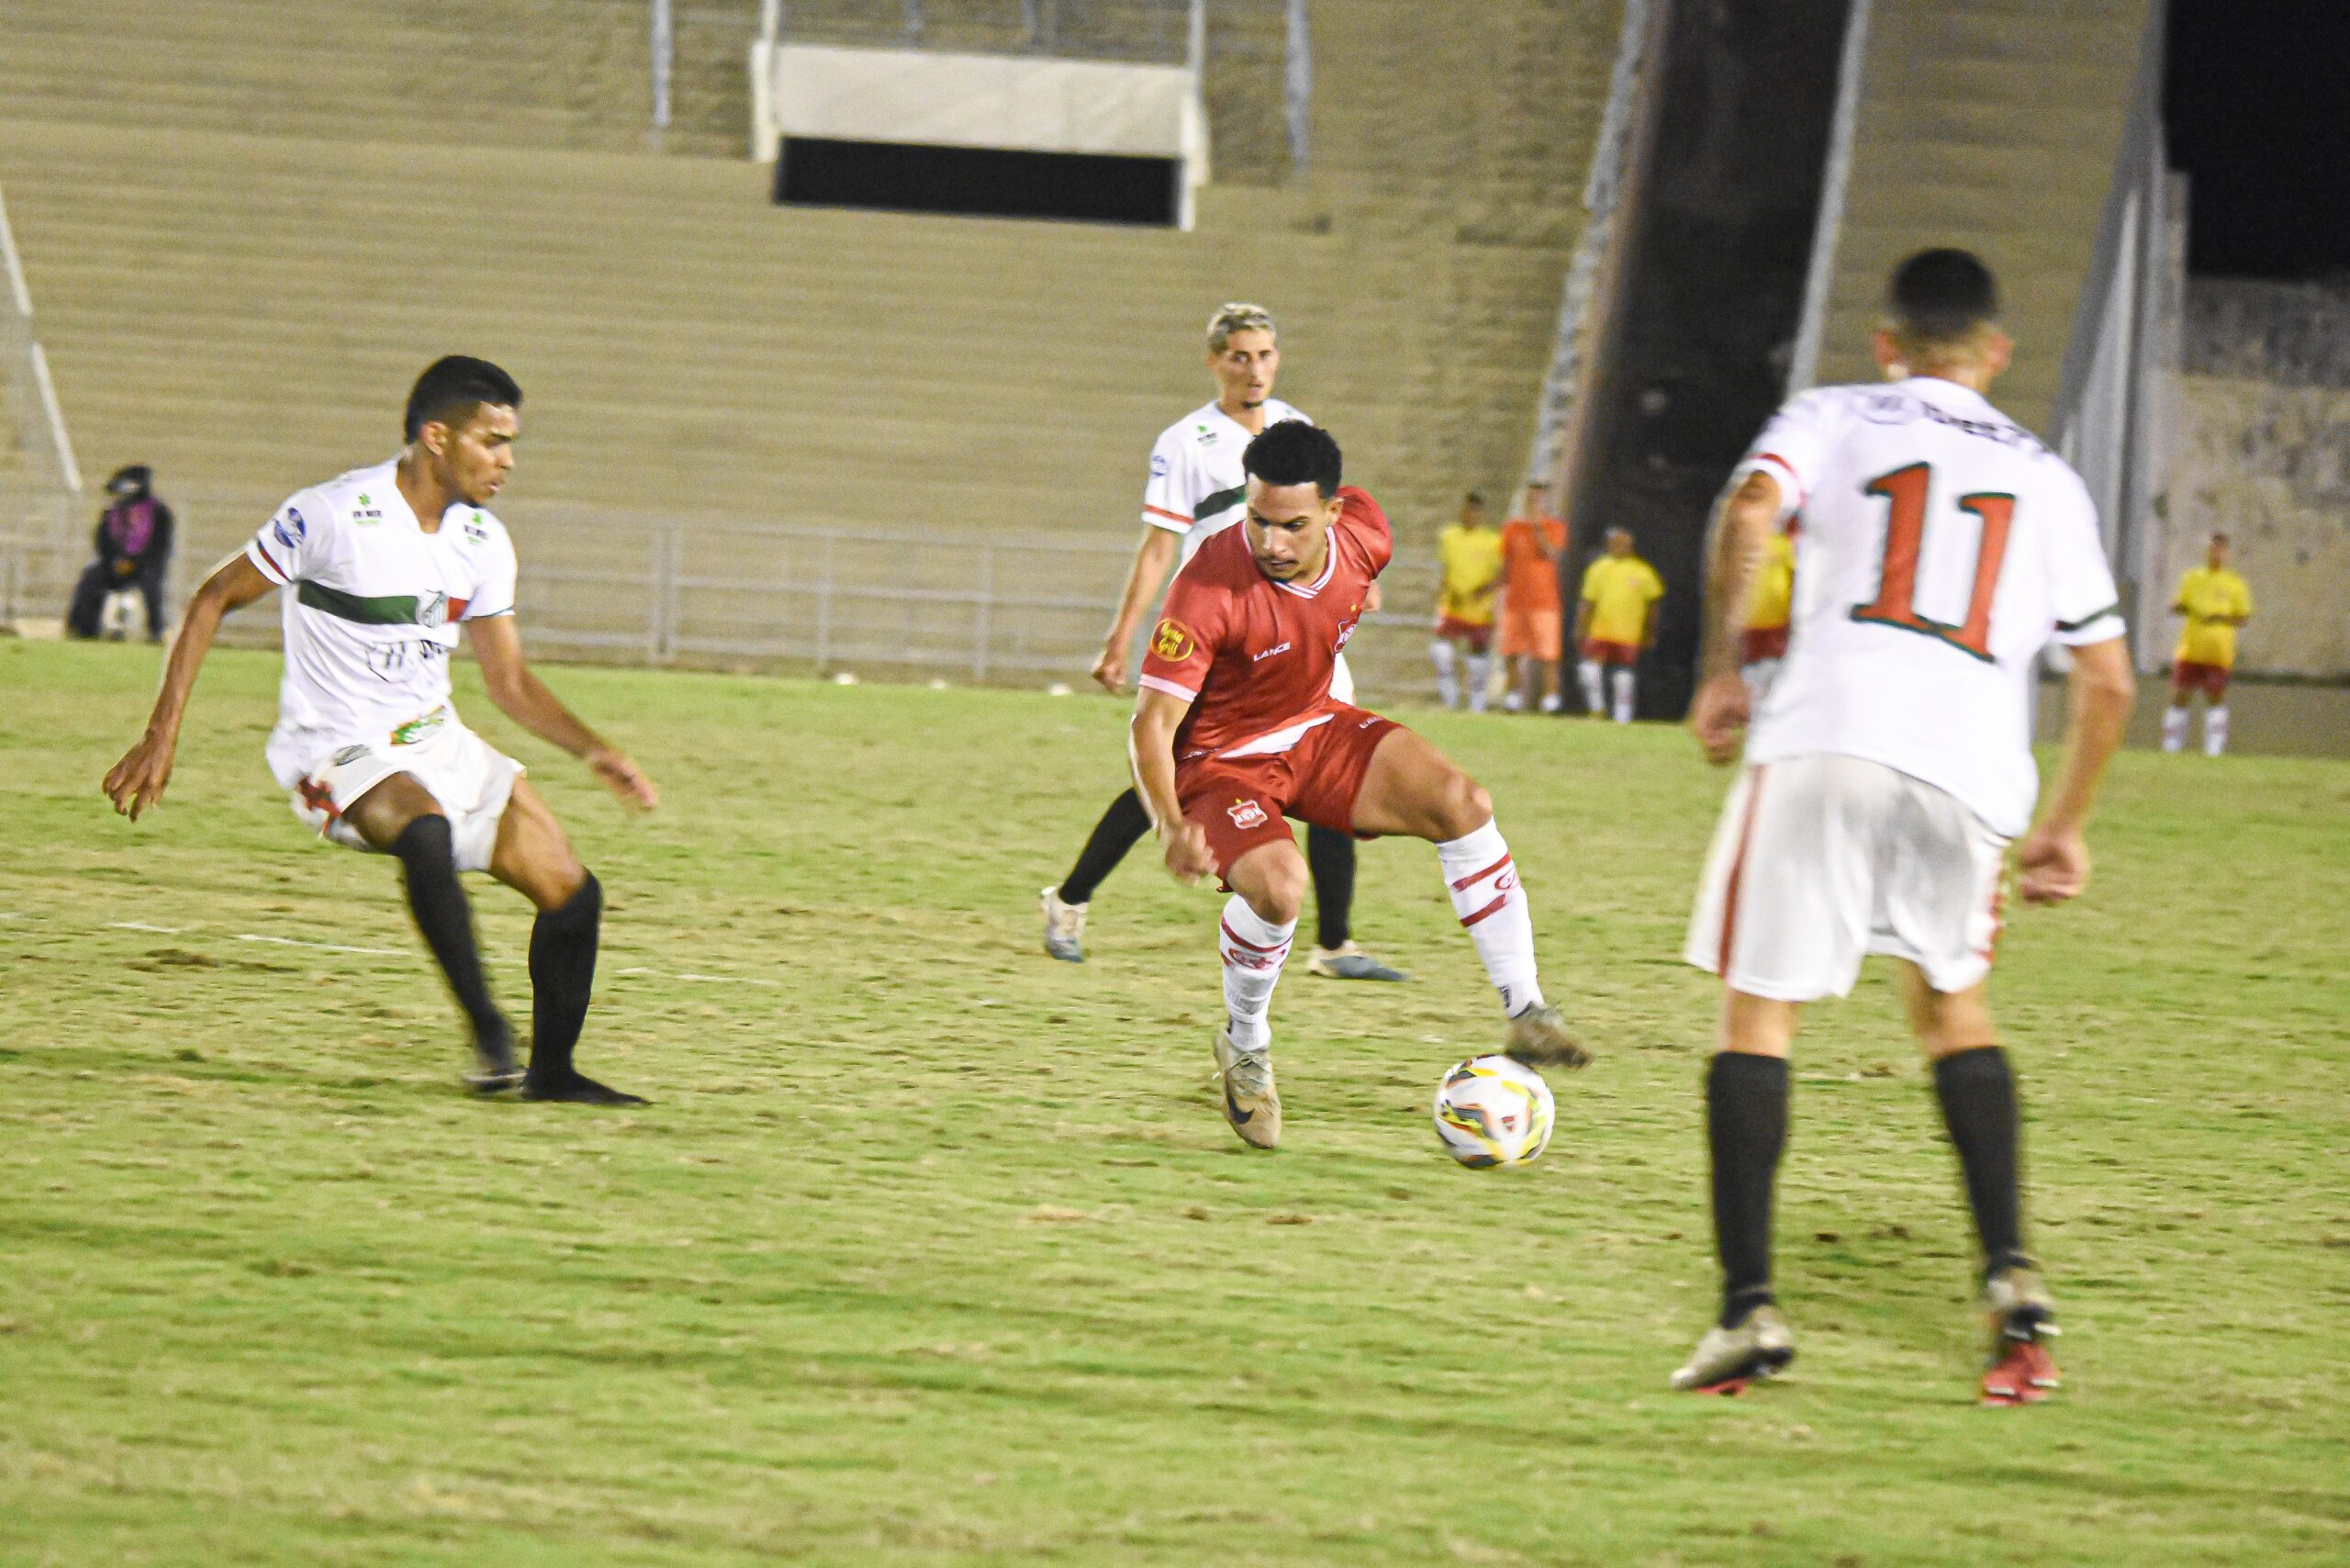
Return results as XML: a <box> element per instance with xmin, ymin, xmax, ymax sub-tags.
<box><xmin>1244</xmin><ymin>862</ymin><xmax>1308</xmax><ymax>928</ymax></box>
<box><xmin>1438</xmin><ymin>775</ymin><xmax>1494</xmax><ymax>839</ymax></box>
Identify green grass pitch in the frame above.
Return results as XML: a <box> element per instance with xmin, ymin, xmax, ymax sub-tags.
<box><xmin>2</xmin><ymin>638</ymin><xmax>2344</xmax><ymax>1566</ymax></box>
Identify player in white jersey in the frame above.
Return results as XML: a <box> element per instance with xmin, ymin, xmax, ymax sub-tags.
<box><xmin>1040</xmin><ymin>303</ymin><xmax>1404</xmax><ymax>981</ymax></box>
<box><xmin>103</xmin><ymin>357</ymin><xmax>660</xmax><ymax>1104</ymax></box>
<box><xmin>1669</xmin><ymin>252</ymin><xmax>2136</xmax><ymax>1405</ymax></box>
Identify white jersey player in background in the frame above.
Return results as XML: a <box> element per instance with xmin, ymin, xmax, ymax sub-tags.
<box><xmin>1669</xmin><ymin>251</ymin><xmax>2135</xmax><ymax>1405</ymax></box>
<box><xmin>1040</xmin><ymin>303</ymin><xmax>1404</xmax><ymax>981</ymax></box>
<box><xmin>104</xmin><ymin>357</ymin><xmax>660</xmax><ymax>1104</ymax></box>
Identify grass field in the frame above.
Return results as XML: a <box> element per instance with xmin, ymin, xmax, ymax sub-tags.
<box><xmin>3</xmin><ymin>637</ymin><xmax>2344</xmax><ymax>1566</ymax></box>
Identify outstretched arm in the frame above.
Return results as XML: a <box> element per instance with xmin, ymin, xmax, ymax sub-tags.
<box><xmin>1130</xmin><ymin>686</ymin><xmax>1213</xmax><ymax>883</ymax></box>
<box><xmin>1687</xmin><ymin>470</ymin><xmax>1782</xmax><ymax>764</ymax></box>
<box><xmin>2017</xmin><ymin>635</ymin><xmax>2133</xmax><ymax>904</ymax></box>
<box><xmin>102</xmin><ymin>553</ymin><xmax>276</xmax><ymax>819</ymax></box>
<box><xmin>465</xmin><ymin>616</ymin><xmax>658</xmax><ymax>810</ymax></box>
<box><xmin>1094</xmin><ymin>526</ymin><xmax>1182</xmax><ymax>693</ymax></box>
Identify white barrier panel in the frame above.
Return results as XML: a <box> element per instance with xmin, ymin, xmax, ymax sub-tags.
<box><xmin>753</xmin><ymin>42</ymin><xmax>1207</xmax><ymax>226</ymax></box>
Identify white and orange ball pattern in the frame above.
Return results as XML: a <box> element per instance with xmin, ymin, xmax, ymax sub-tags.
<box><xmin>1433</xmin><ymin>1055</ymin><xmax>1555</xmax><ymax>1169</ymax></box>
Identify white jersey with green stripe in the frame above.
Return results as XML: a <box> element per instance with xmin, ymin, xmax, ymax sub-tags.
<box><xmin>245</xmin><ymin>457</ymin><xmax>519</xmax><ymax>781</ymax></box>
<box><xmin>1141</xmin><ymin>398</ymin><xmax>1310</xmax><ymax>565</ymax></box>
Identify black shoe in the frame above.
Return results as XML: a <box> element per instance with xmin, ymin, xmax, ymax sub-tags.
<box><xmin>465</xmin><ymin>1018</ymin><xmax>523</xmax><ymax>1094</ymax></box>
<box><xmin>520</xmin><ymin>1069</ymin><xmax>648</xmax><ymax>1106</ymax></box>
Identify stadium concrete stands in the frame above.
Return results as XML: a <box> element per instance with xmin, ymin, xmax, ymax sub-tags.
<box><xmin>1810</xmin><ymin>0</ymin><xmax>2158</xmax><ymax>433</ymax></box>
<box><xmin>0</xmin><ymin>0</ymin><xmax>1619</xmax><ymax>684</ymax></box>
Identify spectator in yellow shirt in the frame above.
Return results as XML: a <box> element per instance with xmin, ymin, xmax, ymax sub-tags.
<box><xmin>2163</xmin><ymin>532</ymin><xmax>2254</xmax><ymax>756</ymax></box>
<box><xmin>1574</xmin><ymin>527</ymin><xmax>1665</xmax><ymax>722</ymax></box>
<box><xmin>1740</xmin><ymin>523</ymin><xmax>1797</xmax><ymax>704</ymax></box>
<box><xmin>1431</xmin><ymin>492</ymin><xmax>1504</xmax><ymax>711</ymax></box>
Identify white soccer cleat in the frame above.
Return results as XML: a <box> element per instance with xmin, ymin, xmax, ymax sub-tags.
<box><xmin>1040</xmin><ymin>885</ymin><xmax>1087</xmax><ymax>963</ymax></box>
<box><xmin>1213</xmin><ymin>1027</ymin><xmax>1281</xmax><ymax>1149</ymax></box>
<box><xmin>1672</xmin><ymin>1304</ymin><xmax>1797</xmax><ymax>1394</ymax></box>
<box><xmin>1305</xmin><ymin>942</ymin><xmax>1408</xmax><ymax>982</ymax></box>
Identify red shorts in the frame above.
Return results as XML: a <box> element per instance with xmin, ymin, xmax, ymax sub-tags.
<box><xmin>1741</xmin><ymin>626</ymin><xmax>1789</xmax><ymax>664</ymax></box>
<box><xmin>1178</xmin><ymin>705</ymin><xmax>1403</xmax><ymax>882</ymax></box>
<box><xmin>1434</xmin><ymin>616</ymin><xmax>1493</xmax><ymax>654</ymax></box>
<box><xmin>1579</xmin><ymin>638</ymin><xmax>1640</xmax><ymax>666</ymax></box>
<box><xmin>2172</xmin><ymin>660</ymin><xmax>2230</xmax><ymax>699</ymax></box>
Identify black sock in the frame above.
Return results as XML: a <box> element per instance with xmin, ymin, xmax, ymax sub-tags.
<box><xmin>1305</xmin><ymin>825</ymin><xmax>1357</xmax><ymax>950</ymax></box>
<box><xmin>388</xmin><ymin>815</ymin><xmax>504</xmax><ymax>1044</ymax></box>
<box><xmin>526</xmin><ymin>873</ymin><xmax>602</xmax><ymax>1082</ymax></box>
<box><xmin>1933</xmin><ymin>1046</ymin><xmax>2027</xmax><ymax>1274</ymax></box>
<box><xmin>1707</xmin><ymin>1052</ymin><xmax>1789</xmax><ymax>1327</ymax></box>
<box><xmin>1058</xmin><ymin>789</ymin><xmax>1153</xmax><ymax>906</ymax></box>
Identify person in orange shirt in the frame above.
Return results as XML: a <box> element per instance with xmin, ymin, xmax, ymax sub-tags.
<box><xmin>1496</xmin><ymin>481</ymin><xmax>1570</xmax><ymax>713</ymax></box>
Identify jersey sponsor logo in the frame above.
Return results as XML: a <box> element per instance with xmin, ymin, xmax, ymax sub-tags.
<box><xmin>464</xmin><ymin>512</ymin><xmax>488</xmax><ymax>543</ymax></box>
<box><xmin>1149</xmin><ymin>454</ymin><xmax>1170</xmax><ymax>478</ymax></box>
<box><xmin>366</xmin><ymin>640</ymin><xmax>449</xmax><ymax>680</ymax></box>
<box><xmin>418</xmin><ymin>589</ymin><xmax>450</xmax><ymax>630</ymax></box>
<box><xmin>1194</xmin><ymin>423</ymin><xmax>1219</xmax><ymax>447</ymax></box>
<box><xmin>352</xmin><ymin>491</ymin><xmax>385</xmax><ymax>523</ymax></box>
<box><xmin>1250</xmin><ymin>641</ymin><xmax>1292</xmax><ymax>663</ymax></box>
<box><xmin>1226</xmin><ymin>798</ymin><xmax>1269</xmax><ymax>831</ymax></box>
<box><xmin>273</xmin><ymin>519</ymin><xmax>300</xmax><ymax>552</ymax></box>
<box><xmin>389</xmin><ymin>707</ymin><xmax>449</xmax><ymax>747</ymax></box>
<box><xmin>282</xmin><ymin>507</ymin><xmax>307</xmax><ymax>538</ymax></box>
<box><xmin>1150</xmin><ymin>618</ymin><xmax>1195</xmax><ymax>661</ymax></box>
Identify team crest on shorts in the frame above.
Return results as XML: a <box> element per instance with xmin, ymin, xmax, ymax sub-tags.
<box><xmin>331</xmin><ymin>745</ymin><xmax>371</xmax><ymax>767</ymax></box>
<box><xmin>1152</xmin><ymin>618</ymin><xmax>1195</xmax><ymax>661</ymax></box>
<box><xmin>1227</xmin><ymin>798</ymin><xmax>1269</xmax><ymax>830</ymax></box>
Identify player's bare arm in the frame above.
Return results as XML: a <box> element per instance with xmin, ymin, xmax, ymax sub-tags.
<box><xmin>465</xmin><ymin>616</ymin><xmax>658</xmax><ymax>810</ymax></box>
<box><xmin>1129</xmin><ymin>686</ymin><xmax>1213</xmax><ymax>882</ymax></box>
<box><xmin>2016</xmin><ymin>635</ymin><xmax>2133</xmax><ymax>905</ymax></box>
<box><xmin>102</xmin><ymin>552</ymin><xmax>277</xmax><ymax>819</ymax></box>
<box><xmin>1687</xmin><ymin>470</ymin><xmax>1782</xmax><ymax>765</ymax></box>
<box><xmin>1093</xmin><ymin>525</ymin><xmax>1182</xmax><ymax>693</ymax></box>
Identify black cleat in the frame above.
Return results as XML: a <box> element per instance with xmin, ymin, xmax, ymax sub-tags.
<box><xmin>520</xmin><ymin>1069</ymin><xmax>648</xmax><ymax>1106</ymax></box>
<box><xmin>465</xmin><ymin>1018</ymin><xmax>524</xmax><ymax>1094</ymax></box>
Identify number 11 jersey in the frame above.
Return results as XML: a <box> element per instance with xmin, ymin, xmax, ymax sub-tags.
<box><xmin>1733</xmin><ymin>376</ymin><xmax>2124</xmax><ymax>838</ymax></box>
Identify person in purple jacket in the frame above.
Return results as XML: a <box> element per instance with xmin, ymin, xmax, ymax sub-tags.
<box><xmin>68</xmin><ymin>465</ymin><xmax>175</xmax><ymax>642</ymax></box>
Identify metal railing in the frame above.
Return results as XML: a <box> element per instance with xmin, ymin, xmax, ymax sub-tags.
<box><xmin>7</xmin><ymin>489</ymin><xmax>1444</xmax><ymax>697</ymax></box>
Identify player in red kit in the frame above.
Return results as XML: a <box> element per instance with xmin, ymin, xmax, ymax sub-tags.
<box><xmin>1129</xmin><ymin>421</ymin><xmax>1586</xmax><ymax>1148</ymax></box>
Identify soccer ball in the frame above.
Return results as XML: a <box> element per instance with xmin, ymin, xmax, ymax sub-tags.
<box><xmin>1432</xmin><ymin>1055</ymin><xmax>1555</xmax><ymax>1169</ymax></box>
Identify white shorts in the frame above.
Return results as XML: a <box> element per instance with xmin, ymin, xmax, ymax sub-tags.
<box><xmin>1684</xmin><ymin>753</ymin><xmax>2008</xmax><ymax>1002</ymax></box>
<box><xmin>271</xmin><ymin>708</ymin><xmax>522</xmax><ymax>873</ymax></box>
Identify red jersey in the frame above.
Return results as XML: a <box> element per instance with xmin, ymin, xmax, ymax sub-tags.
<box><xmin>1140</xmin><ymin>486</ymin><xmax>1393</xmax><ymax>758</ymax></box>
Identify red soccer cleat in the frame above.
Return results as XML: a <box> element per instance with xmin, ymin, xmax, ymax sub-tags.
<box><xmin>1980</xmin><ymin>1338</ymin><xmax>2061</xmax><ymax>1406</ymax></box>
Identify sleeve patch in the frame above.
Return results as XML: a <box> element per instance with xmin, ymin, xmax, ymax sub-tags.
<box><xmin>1149</xmin><ymin>618</ymin><xmax>1197</xmax><ymax>662</ymax></box>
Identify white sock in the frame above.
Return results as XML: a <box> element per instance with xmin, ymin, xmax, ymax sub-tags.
<box><xmin>2162</xmin><ymin>705</ymin><xmax>2188</xmax><ymax>752</ymax></box>
<box><xmin>1436</xmin><ymin>820</ymin><xmax>1543</xmax><ymax>1016</ymax></box>
<box><xmin>1577</xmin><ymin>659</ymin><xmax>1604</xmax><ymax>714</ymax></box>
<box><xmin>1465</xmin><ymin>654</ymin><xmax>1493</xmax><ymax>712</ymax></box>
<box><xmin>1219</xmin><ymin>894</ymin><xmax>1295</xmax><ymax>1049</ymax></box>
<box><xmin>1611</xmin><ymin>667</ymin><xmax>1636</xmax><ymax>723</ymax></box>
<box><xmin>1430</xmin><ymin>641</ymin><xmax>1460</xmax><ymax>709</ymax></box>
<box><xmin>2204</xmin><ymin>705</ymin><xmax>2229</xmax><ymax>757</ymax></box>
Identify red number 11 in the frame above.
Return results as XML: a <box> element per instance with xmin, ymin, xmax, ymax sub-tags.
<box><xmin>1852</xmin><ymin>462</ymin><xmax>2013</xmax><ymax>662</ymax></box>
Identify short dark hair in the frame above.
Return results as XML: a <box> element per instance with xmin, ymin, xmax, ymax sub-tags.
<box><xmin>1244</xmin><ymin>420</ymin><xmax>1342</xmax><ymax>498</ymax></box>
<box><xmin>1887</xmin><ymin>249</ymin><xmax>1999</xmax><ymax>342</ymax></box>
<box><xmin>1464</xmin><ymin>491</ymin><xmax>1485</xmax><ymax>507</ymax></box>
<box><xmin>404</xmin><ymin>355</ymin><xmax>522</xmax><ymax>442</ymax></box>
<box><xmin>2210</xmin><ymin>531</ymin><xmax>2231</xmax><ymax>544</ymax></box>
